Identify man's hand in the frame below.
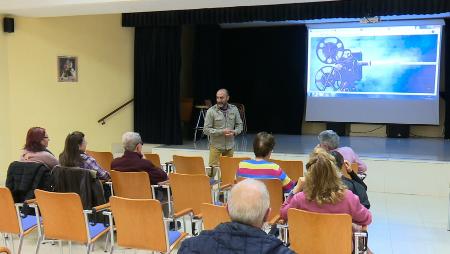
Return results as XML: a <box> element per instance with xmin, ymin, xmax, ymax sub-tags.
<box><xmin>224</xmin><ymin>128</ymin><xmax>235</xmax><ymax>136</ymax></box>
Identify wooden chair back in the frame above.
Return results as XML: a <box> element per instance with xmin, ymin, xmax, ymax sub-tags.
<box><xmin>219</xmin><ymin>156</ymin><xmax>250</xmax><ymax>187</ymax></box>
<box><xmin>269</xmin><ymin>158</ymin><xmax>303</xmax><ymax>180</ymax></box>
<box><xmin>0</xmin><ymin>247</ymin><xmax>11</xmax><ymax>254</ymax></box>
<box><xmin>0</xmin><ymin>187</ymin><xmax>20</xmax><ymax>234</ymax></box>
<box><xmin>169</xmin><ymin>173</ymin><xmax>212</xmax><ymax>216</ymax></box>
<box><xmin>110</xmin><ymin>196</ymin><xmax>168</xmax><ymax>252</ymax></box>
<box><xmin>34</xmin><ymin>189</ymin><xmax>88</xmax><ymax>243</ymax></box>
<box><xmin>259</xmin><ymin>178</ymin><xmax>283</xmax><ymax>224</ymax></box>
<box><xmin>86</xmin><ymin>150</ymin><xmax>113</xmax><ymax>172</ymax></box>
<box><xmin>288</xmin><ymin>208</ymin><xmax>352</xmax><ymax>254</ymax></box>
<box><xmin>143</xmin><ymin>153</ymin><xmax>162</xmax><ymax>168</ymax></box>
<box><xmin>201</xmin><ymin>203</ymin><xmax>230</xmax><ymax>230</ymax></box>
<box><xmin>110</xmin><ymin>170</ymin><xmax>152</xmax><ymax>199</ymax></box>
<box><xmin>173</xmin><ymin>155</ymin><xmax>206</xmax><ymax>175</ymax></box>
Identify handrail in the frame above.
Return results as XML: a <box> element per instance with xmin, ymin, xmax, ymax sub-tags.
<box><xmin>98</xmin><ymin>99</ymin><xmax>134</xmax><ymax>125</ymax></box>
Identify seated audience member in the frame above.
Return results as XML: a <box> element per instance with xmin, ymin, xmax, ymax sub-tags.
<box><xmin>20</xmin><ymin>127</ymin><xmax>58</xmax><ymax>169</ymax></box>
<box><xmin>59</xmin><ymin>131</ymin><xmax>110</xmax><ymax>181</ymax></box>
<box><xmin>281</xmin><ymin>148</ymin><xmax>372</xmax><ymax>228</ymax></box>
<box><xmin>318</xmin><ymin>130</ymin><xmax>367</xmax><ymax>174</ymax></box>
<box><xmin>237</xmin><ymin>132</ymin><xmax>295</xmax><ymax>193</ymax></box>
<box><xmin>330</xmin><ymin>150</ymin><xmax>370</xmax><ymax>209</ymax></box>
<box><xmin>179</xmin><ymin>179</ymin><xmax>294</xmax><ymax>254</ymax></box>
<box><xmin>111</xmin><ymin>132</ymin><xmax>168</xmax><ymax>185</ymax></box>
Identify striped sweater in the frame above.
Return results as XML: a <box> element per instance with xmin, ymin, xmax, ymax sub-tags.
<box><xmin>237</xmin><ymin>159</ymin><xmax>295</xmax><ymax>193</ymax></box>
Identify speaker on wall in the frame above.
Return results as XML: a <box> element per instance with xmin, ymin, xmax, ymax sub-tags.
<box><xmin>386</xmin><ymin>124</ymin><xmax>410</xmax><ymax>138</ymax></box>
<box><xmin>326</xmin><ymin>122</ymin><xmax>349</xmax><ymax>136</ymax></box>
<box><xmin>3</xmin><ymin>17</ymin><xmax>14</xmax><ymax>33</ymax></box>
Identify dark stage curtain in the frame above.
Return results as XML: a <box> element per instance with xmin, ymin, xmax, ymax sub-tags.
<box><xmin>134</xmin><ymin>26</ymin><xmax>183</xmax><ymax>144</ymax></box>
<box><xmin>444</xmin><ymin>19</ymin><xmax>450</xmax><ymax>139</ymax></box>
<box><xmin>123</xmin><ymin>0</ymin><xmax>450</xmax><ymax>27</ymax></box>
<box><xmin>221</xmin><ymin>26</ymin><xmax>306</xmax><ymax>134</ymax></box>
<box><xmin>192</xmin><ymin>25</ymin><xmax>223</xmax><ymax>105</ymax></box>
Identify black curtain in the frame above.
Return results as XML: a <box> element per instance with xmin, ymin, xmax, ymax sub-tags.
<box><xmin>192</xmin><ymin>25</ymin><xmax>223</xmax><ymax>105</ymax></box>
<box><xmin>134</xmin><ymin>26</ymin><xmax>183</xmax><ymax>144</ymax></box>
<box><xmin>220</xmin><ymin>26</ymin><xmax>306</xmax><ymax>134</ymax></box>
<box><xmin>445</xmin><ymin>19</ymin><xmax>450</xmax><ymax>139</ymax></box>
<box><xmin>123</xmin><ymin>0</ymin><xmax>450</xmax><ymax>27</ymax></box>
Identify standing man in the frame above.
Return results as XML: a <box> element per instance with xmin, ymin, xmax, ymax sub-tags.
<box><xmin>204</xmin><ymin>89</ymin><xmax>243</xmax><ymax>167</ymax></box>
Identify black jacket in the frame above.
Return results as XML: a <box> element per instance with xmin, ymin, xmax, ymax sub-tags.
<box><xmin>51</xmin><ymin>166</ymin><xmax>106</xmax><ymax>209</ymax></box>
<box><xmin>6</xmin><ymin>161</ymin><xmax>52</xmax><ymax>203</ymax></box>
<box><xmin>342</xmin><ymin>172</ymin><xmax>370</xmax><ymax>209</ymax></box>
<box><xmin>178</xmin><ymin>222</ymin><xmax>294</xmax><ymax>254</ymax></box>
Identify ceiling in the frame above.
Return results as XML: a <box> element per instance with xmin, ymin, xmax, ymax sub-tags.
<box><xmin>0</xmin><ymin>0</ymin><xmax>333</xmax><ymax>18</ymax></box>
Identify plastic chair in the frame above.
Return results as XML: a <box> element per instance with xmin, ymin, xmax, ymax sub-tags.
<box><xmin>269</xmin><ymin>158</ymin><xmax>304</xmax><ymax>181</ymax></box>
<box><xmin>109</xmin><ymin>196</ymin><xmax>187</xmax><ymax>253</ymax></box>
<box><xmin>200</xmin><ymin>203</ymin><xmax>230</xmax><ymax>230</ymax></box>
<box><xmin>287</xmin><ymin>208</ymin><xmax>368</xmax><ymax>254</ymax></box>
<box><xmin>169</xmin><ymin>173</ymin><xmax>215</xmax><ymax>234</ymax></box>
<box><xmin>34</xmin><ymin>189</ymin><xmax>111</xmax><ymax>254</ymax></box>
<box><xmin>86</xmin><ymin>150</ymin><xmax>113</xmax><ymax>173</ymax></box>
<box><xmin>0</xmin><ymin>187</ymin><xmax>41</xmax><ymax>254</ymax></box>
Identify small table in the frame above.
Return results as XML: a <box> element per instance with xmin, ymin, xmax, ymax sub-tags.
<box><xmin>194</xmin><ymin>105</ymin><xmax>209</xmax><ymax>142</ymax></box>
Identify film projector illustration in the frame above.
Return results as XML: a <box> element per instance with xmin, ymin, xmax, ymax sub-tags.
<box><xmin>315</xmin><ymin>37</ymin><xmax>370</xmax><ymax>92</ymax></box>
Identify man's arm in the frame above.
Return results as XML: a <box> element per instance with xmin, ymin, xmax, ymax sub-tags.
<box><xmin>233</xmin><ymin>107</ymin><xmax>243</xmax><ymax>136</ymax></box>
<box><xmin>203</xmin><ymin>109</ymin><xmax>224</xmax><ymax>136</ymax></box>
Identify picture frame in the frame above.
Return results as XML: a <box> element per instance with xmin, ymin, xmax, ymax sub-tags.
<box><xmin>57</xmin><ymin>56</ymin><xmax>78</xmax><ymax>82</ymax></box>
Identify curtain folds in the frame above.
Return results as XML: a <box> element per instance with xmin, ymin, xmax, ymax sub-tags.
<box><xmin>134</xmin><ymin>26</ymin><xmax>183</xmax><ymax>144</ymax></box>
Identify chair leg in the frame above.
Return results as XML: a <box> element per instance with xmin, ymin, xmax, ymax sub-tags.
<box><xmin>104</xmin><ymin>231</ymin><xmax>110</xmax><ymax>252</ymax></box>
<box><xmin>18</xmin><ymin>234</ymin><xmax>24</xmax><ymax>254</ymax></box>
<box><xmin>69</xmin><ymin>241</ymin><xmax>72</xmax><ymax>254</ymax></box>
<box><xmin>109</xmin><ymin>245</ymin><xmax>114</xmax><ymax>254</ymax></box>
<box><xmin>35</xmin><ymin>234</ymin><xmax>43</xmax><ymax>254</ymax></box>
<box><xmin>9</xmin><ymin>233</ymin><xmax>15</xmax><ymax>254</ymax></box>
<box><xmin>59</xmin><ymin>240</ymin><xmax>63</xmax><ymax>254</ymax></box>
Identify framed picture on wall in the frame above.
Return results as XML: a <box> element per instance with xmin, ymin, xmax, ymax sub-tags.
<box><xmin>57</xmin><ymin>56</ymin><xmax>78</xmax><ymax>82</ymax></box>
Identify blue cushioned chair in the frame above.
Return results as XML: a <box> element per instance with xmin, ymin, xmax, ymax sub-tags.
<box><xmin>34</xmin><ymin>189</ymin><xmax>112</xmax><ymax>254</ymax></box>
<box><xmin>0</xmin><ymin>187</ymin><xmax>41</xmax><ymax>254</ymax></box>
<box><xmin>109</xmin><ymin>196</ymin><xmax>187</xmax><ymax>253</ymax></box>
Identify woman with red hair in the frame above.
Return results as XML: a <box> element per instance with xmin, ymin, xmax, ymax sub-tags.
<box><xmin>19</xmin><ymin>127</ymin><xmax>58</xmax><ymax>169</ymax></box>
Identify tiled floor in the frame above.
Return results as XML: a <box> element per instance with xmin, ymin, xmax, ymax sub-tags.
<box><xmin>3</xmin><ymin>192</ymin><xmax>450</xmax><ymax>253</ymax></box>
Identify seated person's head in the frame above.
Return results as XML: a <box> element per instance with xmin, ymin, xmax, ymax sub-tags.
<box><xmin>253</xmin><ymin>132</ymin><xmax>275</xmax><ymax>159</ymax></box>
<box><xmin>318</xmin><ymin>130</ymin><xmax>340</xmax><ymax>151</ymax></box>
<box><xmin>25</xmin><ymin>127</ymin><xmax>49</xmax><ymax>152</ymax></box>
<box><xmin>122</xmin><ymin>132</ymin><xmax>143</xmax><ymax>154</ymax></box>
<box><xmin>227</xmin><ymin>179</ymin><xmax>270</xmax><ymax>228</ymax></box>
<box><xmin>60</xmin><ymin>131</ymin><xmax>85</xmax><ymax>167</ymax></box>
<box><xmin>304</xmin><ymin>148</ymin><xmax>346</xmax><ymax>205</ymax></box>
<box><xmin>330</xmin><ymin>150</ymin><xmax>344</xmax><ymax>169</ymax></box>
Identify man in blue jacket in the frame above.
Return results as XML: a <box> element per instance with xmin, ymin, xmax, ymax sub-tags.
<box><xmin>178</xmin><ymin>179</ymin><xmax>293</xmax><ymax>254</ymax></box>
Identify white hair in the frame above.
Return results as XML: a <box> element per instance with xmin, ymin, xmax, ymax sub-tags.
<box><xmin>227</xmin><ymin>179</ymin><xmax>270</xmax><ymax>227</ymax></box>
<box><xmin>318</xmin><ymin>130</ymin><xmax>340</xmax><ymax>150</ymax></box>
<box><xmin>122</xmin><ymin>132</ymin><xmax>142</xmax><ymax>152</ymax></box>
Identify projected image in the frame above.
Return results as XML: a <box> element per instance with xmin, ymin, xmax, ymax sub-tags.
<box><xmin>308</xmin><ymin>28</ymin><xmax>440</xmax><ymax>96</ymax></box>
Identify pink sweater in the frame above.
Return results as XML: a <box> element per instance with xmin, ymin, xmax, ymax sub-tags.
<box><xmin>19</xmin><ymin>149</ymin><xmax>59</xmax><ymax>169</ymax></box>
<box><xmin>280</xmin><ymin>190</ymin><xmax>372</xmax><ymax>226</ymax></box>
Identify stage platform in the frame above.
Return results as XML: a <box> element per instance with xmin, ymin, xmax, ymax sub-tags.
<box><xmin>149</xmin><ymin>134</ymin><xmax>450</xmax><ymax>197</ymax></box>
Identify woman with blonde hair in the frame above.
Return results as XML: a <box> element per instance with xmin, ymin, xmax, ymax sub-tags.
<box><xmin>280</xmin><ymin>148</ymin><xmax>371</xmax><ymax>227</ymax></box>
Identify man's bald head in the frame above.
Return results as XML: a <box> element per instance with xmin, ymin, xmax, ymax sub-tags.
<box><xmin>227</xmin><ymin>179</ymin><xmax>270</xmax><ymax>228</ymax></box>
<box><xmin>216</xmin><ymin>88</ymin><xmax>230</xmax><ymax>108</ymax></box>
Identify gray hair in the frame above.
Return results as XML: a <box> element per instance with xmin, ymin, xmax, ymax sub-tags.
<box><xmin>318</xmin><ymin>130</ymin><xmax>340</xmax><ymax>150</ymax></box>
<box><xmin>227</xmin><ymin>179</ymin><xmax>270</xmax><ymax>227</ymax></box>
<box><xmin>122</xmin><ymin>132</ymin><xmax>142</xmax><ymax>152</ymax></box>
